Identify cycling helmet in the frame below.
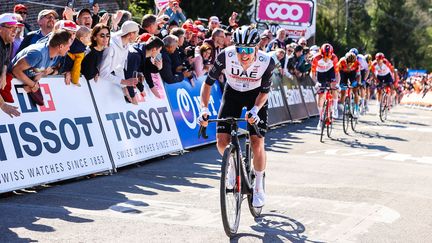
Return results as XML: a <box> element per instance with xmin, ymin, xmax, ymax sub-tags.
<box><xmin>375</xmin><ymin>52</ymin><xmax>385</xmax><ymax>60</ymax></box>
<box><xmin>365</xmin><ymin>54</ymin><xmax>372</xmax><ymax>63</ymax></box>
<box><xmin>349</xmin><ymin>48</ymin><xmax>359</xmax><ymax>56</ymax></box>
<box><xmin>345</xmin><ymin>52</ymin><xmax>357</xmax><ymax>63</ymax></box>
<box><xmin>232</xmin><ymin>25</ymin><xmax>260</xmax><ymax>47</ymax></box>
<box><xmin>320</xmin><ymin>43</ymin><xmax>333</xmax><ymax>58</ymax></box>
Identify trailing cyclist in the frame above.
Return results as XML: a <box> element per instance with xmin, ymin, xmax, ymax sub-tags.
<box><xmin>364</xmin><ymin>54</ymin><xmax>373</xmax><ymax>112</ymax></box>
<box><xmin>311</xmin><ymin>43</ymin><xmax>340</xmax><ymax>130</ymax></box>
<box><xmin>350</xmin><ymin>48</ymin><xmax>370</xmax><ymax>115</ymax></box>
<box><xmin>338</xmin><ymin>52</ymin><xmax>361</xmax><ymax>118</ymax></box>
<box><xmin>371</xmin><ymin>52</ymin><xmax>397</xmax><ymax>107</ymax></box>
<box><xmin>198</xmin><ymin>25</ymin><xmax>276</xmax><ymax>208</ymax></box>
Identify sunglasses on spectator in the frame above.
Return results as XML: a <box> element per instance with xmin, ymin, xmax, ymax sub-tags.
<box><xmin>98</xmin><ymin>33</ymin><xmax>110</xmax><ymax>38</ymax></box>
<box><xmin>1</xmin><ymin>24</ymin><xmax>19</xmax><ymax>31</ymax></box>
<box><xmin>17</xmin><ymin>11</ymin><xmax>27</xmax><ymax>15</ymax></box>
<box><xmin>287</xmin><ymin>49</ymin><xmax>294</xmax><ymax>53</ymax></box>
<box><xmin>236</xmin><ymin>47</ymin><xmax>255</xmax><ymax>54</ymax></box>
<box><xmin>300</xmin><ymin>42</ymin><xmax>307</xmax><ymax>46</ymax></box>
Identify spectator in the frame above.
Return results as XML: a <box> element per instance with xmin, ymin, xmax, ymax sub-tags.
<box><xmin>64</xmin><ymin>26</ymin><xmax>91</xmax><ymax>86</ymax></box>
<box><xmin>17</xmin><ymin>9</ymin><xmax>58</xmax><ymax>53</ymax></box>
<box><xmin>257</xmin><ymin>32</ymin><xmax>270</xmax><ymax>51</ymax></box>
<box><xmin>286</xmin><ymin>44</ymin><xmax>310</xmax><ymax>78</ymax></box>
<box><xmin>0</xmin><ymin>13</ymin><xmax>23</xmax><ymax>105</ymax></box>
<box><xmin>283</xmin><ymin>44</ymin><xmax>295</xmax><ymax>78</ymax></box>
<box><xmin>13</xmin><ymin>4</ymin><xmax>31</xmax><ymax>37</ymax></box>
<box><xmin>160</xmin><ymin>35</ymin><xmax>190</xmax><ymax>83</ymax></box>
<box><xmin>170</xmin><ymin>27</ymin><xmax>186</xmax><ymax>69</ymax></box>
<box><xmin>268</xmin><ymin>48</ymin><xmax>286</xmax><ymax>73</ymax></box>
<box><xmin>11</xmin><ymin>30</ymin><xmax>73</xmax><ymax>106</ymax></box>
<box><xmin>140</xmin><ymin>14</ymin><xmax>158</xmax><ymax>35</ymax></box>
<box><xmin>297</xmin><ymin>37</ymin><xmax>307</xmax><ymax>48</ymax></box>
<box><xmin>181</xmin><ymin>22</ymin><xmax>194</xmax><ymax>47</ymax></box>
<box><xmin>223</xmin><ymin>30</ymin><xmax>233</xmax><ymax>48</ymax></box>
<box><xmin>76</xmin><ymin>8</ymin><xmax>93</xmax><ymax>29</ymax></box>
<box><xmin>99</xmin><ymin>20</ymin><xmax>139</xmax><ymax>102</ymax></box>
<box><xmin>81</xmin><ymin>24</ymin><xmax>110</xmax><ymax>81</ymax></box>
<box><xmin>125</xmin><ymin>35</ymin><xmax>164</xmax><ymax>103</ymax></box>
<box><xmin>10</xmin><ymin>14</ymin><xmax>24</xmax><ymax>59</ymax></box>
<box><xmin>164</xmin><ymin>0</ymin><xmax>186</xmax><ymax>26</ymax></box>
<box><xmin>203</xmin><ymin>28</ymin><xmax>225</xmax><ymax>63</ymax></box>
<box><xmin>91</xmin><ymin>3</ymin><xmax>100</xmax><ymax>28</ymax></box>
<box><xmin>193</xmin><ymin>44</ymin><xmax>213</xmax><ymax>78</ymax></box>
<box><xmin>206</xmin><ymin>16</ymin><xmax>220</xmax><ymax>38</ymax></box>
<box><xmin>266</xmin><ymin>28</ymin><xmax>286</xmax><ymax>52</ymax></box>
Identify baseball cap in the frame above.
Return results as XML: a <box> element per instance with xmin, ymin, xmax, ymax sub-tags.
<box><xmin>77</xmin><ymin>8</ymin><xmax>92</xmax><ymax>18</ymax></box>
<box><xmin>209</xmin><ymin>16</ymin><xmax>219</xmax><ymax>23</ymax></box>
<box><xmin>138</xmin><ymin>33</ymin><xmax>152</xmax><ymax>43</ymax></box>
<box><xmin>14</xmin><ymin>4</ymin><xmax>27</xmax><ymax>13</ymax></box>
<box><xmin>0</xmin><ymin>13</ymin><xmax>24</xmax><ymax>26</ymax></box>
<box><xmin>117</xmin><ymin>20</ymin><xmax>140</xmax><ymax>36</ymax></box>
<box><xmin>37</xmin><ymin>9</ymin><xmax>58</xmax><ymax>21</ymax></box>
<box><xmin>58</xmin><ymin>20</ymin><xmax>79</xmax><ymax>32</ymax></box>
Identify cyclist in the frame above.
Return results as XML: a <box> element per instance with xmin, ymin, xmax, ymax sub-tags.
<box><xmin>350</xmin><ymin>48</ymin><xmax>369</xmax><ymax>115</ymax></box>
<box><xmin>311</xmin><ymin>43</ymin><xmax>340</xmax><ymax>129</ymax></box>
<box><xmin>338</xmin><ymin>52</ymin><xmax>361</xmax><ymax>117</ymax></box>
<box><xmin>364</xmin><ymin>54</ymin><xmax>373</xmax><ymax>112</ymax></box>
<box><xmin>198</xmin><ymin>26</ymin><xmax>276</xmax><ymax>208</ymax></box>
<box><xmin>371</xmin><ymin>52</ymin><xmax>397</xmax><ymax>106</ymax></box>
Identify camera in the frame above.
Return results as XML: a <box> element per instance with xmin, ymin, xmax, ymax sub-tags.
<box><xmin>181</xmin><ymin>61</ymin><xmax>193</xmax><ymax>72</ymax></box>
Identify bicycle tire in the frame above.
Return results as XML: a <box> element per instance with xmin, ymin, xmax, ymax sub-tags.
<box><xmin>326</xmin><ymin>101</ymin><xmax>333</xmax><ymax>138</ymax></box>
<box><xmin>320</xmin><ymin>100</ymin><xmax>328</xmax><ymax>142</ymax></box>
<box><xmin>343</xmin><ymin>97</ymin><xmax>350</xmax><ymax>135</ymax></box>
<box><xmin>247</xmin><ymin>148</ymin><xmax>264</xmax><ymax>217</ymax></box>
<box><xmin>220</xmin><ymin>144</ymin><xmax>241</xmax><ymax>238</ymax></box>
<box><xmin>379</xmin><ymin>93</ymin><xmax>387</xmax><ymax>122</ymax></box>
<box><xmin>350</xmin><ymin>95</ymin><xmax>358</xmax><ymax>132</ymax></box>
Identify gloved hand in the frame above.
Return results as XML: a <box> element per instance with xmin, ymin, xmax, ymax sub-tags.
<box><xmin>197</xmin><ymin>107</ymin><xmax>210</xmax><ymax>126</ymax></box>
<box><xmin>246</xmin><ymin>106</ymin><xmax>260</xmax><ymax>124</ymax></box>
<box><xmin>314</xmin><ymin>82</ymin><xmax>322</xmax><ymax>89</ymax></box>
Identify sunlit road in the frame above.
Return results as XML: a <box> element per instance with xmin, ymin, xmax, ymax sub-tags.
<box><xmin>1</xmin><ymin>103</ymin><xmax>432</xmax><ymax>243</ymax></box>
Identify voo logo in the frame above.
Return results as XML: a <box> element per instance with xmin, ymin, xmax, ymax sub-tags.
<box><xmin>176</xmin><ymin>88</ymin><xmax>217</xmax><ymax>129</ymax></box>
<box><xmin>265</xmin><ymin>3</ymin><xmax>304</xmax><ymax>21</ymax></box>
<box><xmin>15</xmin><ymin>84</ymin><xmax>56</xmax><ymax>113</ymax></box>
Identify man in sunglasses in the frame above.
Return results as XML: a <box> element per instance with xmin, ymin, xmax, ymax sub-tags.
<box><xmin>198</xmin><ymin>25</ymin><xmax>276</xmax><ymax>208</ymax></box>
<box><xmin>13</xmin><ymin>4</ymin><xmax>31</xmax><ymax>37</ymax></box>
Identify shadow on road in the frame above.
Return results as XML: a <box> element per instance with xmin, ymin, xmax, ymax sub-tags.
<box><xmin>231</xmin><ymin>212</ymin><xmax>324</xmax><ymax>243</ymax></box>
<box><xmin>330</xmin><ymin>137</ymin><xmax>396</xmax><ymax>153</ymax></box>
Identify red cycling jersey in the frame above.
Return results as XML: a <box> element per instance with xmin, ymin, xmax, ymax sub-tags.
<box><xmin>311</xmin><ymin>53</ymin><xmax>339</xmax><ymax>74</ymax></box>
<box><xmin>338</xmin><ymin>57</ymin><xmax>361</xmax><ymax>73</ymax></box>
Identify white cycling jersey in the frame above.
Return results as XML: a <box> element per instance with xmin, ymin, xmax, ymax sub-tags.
<box><xmin>357</xmin><ymin>54</ymin><xmax>368</xmax><ymax>71</ymax></box>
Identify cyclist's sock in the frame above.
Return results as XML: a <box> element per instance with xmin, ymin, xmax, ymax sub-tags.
<box><xmin>254</xmin><ymin>170</ymin><xmax>264</xmax><ymax>192</ymax></box>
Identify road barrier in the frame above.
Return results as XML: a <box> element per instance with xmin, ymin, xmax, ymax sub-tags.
<box><xmin>0</xmin><ymin>74</ymin><xmax>318</xmax><ymax>193</ymax></box>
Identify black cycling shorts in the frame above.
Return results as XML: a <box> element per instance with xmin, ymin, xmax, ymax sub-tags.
<box><xmin>377</xmin><ymin>73</ymin><xmax>394</xmax><ymax>89</ymax></box>
<box><xmin>340</xmin><ymin>71</ymin><xmax>359</xmax><ymax>90</ymax></box>
<box><xmin>218</xmin><ymin>85</ymin><xmax>268</xmax><ymax>136</ymax></box>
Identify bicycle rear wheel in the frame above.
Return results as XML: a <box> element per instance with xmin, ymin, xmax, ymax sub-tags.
<box><xmin>220</xmin><ymin>144</ymin><xmax>241</xmax><ymax>238</ymax></box>
<box><xmin>326</xmin><ymin>103</ymin><xmax>333</xmax><ymax>138</ymax></box>
<box><xmin>379</xmin><ymin>93</ymin><xmax>388</xmax><ymax>122</ymax></box>
<box><xmin>320</xmin><ymin>101</ymin><xmax>328</xmax><ymax>142</ymax></box>
<box><xmin>342</xmin><ymin>97</ymin><xmax>350</xmax><ymax>135</ymax></box>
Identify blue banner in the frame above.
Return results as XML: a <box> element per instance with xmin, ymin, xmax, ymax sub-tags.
<box><xmin>407</xmin><ymin>69</ymin><xmax>427</xmax><ymax>77</ymax></box>
<box><xmin>165</xmin><ymin>76</ymin><xmax>222</xmax><ymax>149</ymax></box>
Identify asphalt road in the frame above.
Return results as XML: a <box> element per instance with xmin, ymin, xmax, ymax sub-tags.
<box><xmin>1</xmin><ymin>103</ymin><xmax>432</xmax><ymax>243</ymax></box>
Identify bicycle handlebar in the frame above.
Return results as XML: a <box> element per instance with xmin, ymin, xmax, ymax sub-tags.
<box><xmin>198</xmin><ymin>115</ymin><xmax>263</xmax><ymax>139</ymax></box>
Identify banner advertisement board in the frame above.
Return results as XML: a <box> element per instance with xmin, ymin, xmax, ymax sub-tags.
<box><xmin>268</xmin><ymin>74</ymin><xmax>292</xmax><ymax>125</ymax></box>
<box><xmin>89</xmin><ymin>75</ymin><xmax>183</xmax><ymax>168</ymax></box>
<box><xmin>297</xmin><ymin>76</ymin><xmax>319</xmax><ymax>117</ymax></box>
<box><xmin>280</xmin><ymin>76</ymin><xmax>309</xmax><ymax>120</ymax></box>
<box><xmin>164</xmin><ymin>76</ymin><xmax>222</xmax><ymax>149</ymax></box>
<box><xmin>0</xmin><ymin>78</ymin><xmax>112</xmax><ymax>193</ymax></box>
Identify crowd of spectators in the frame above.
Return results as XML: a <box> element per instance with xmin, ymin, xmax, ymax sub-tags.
<box><xmin>0</xmin><ymin>0</ymin><xmax>315</xmax><ymax>118</ymax></box>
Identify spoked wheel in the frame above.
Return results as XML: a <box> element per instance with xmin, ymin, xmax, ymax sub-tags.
<box><xmin>220</xmin><ymin>145</ymin><xmax>241</xmax><ymax>238</ymax></box>
<box><xmin>342</xmin><ymin>97</ymin><xmax>350</xmax><ymax>135</ymax></box>
<box><xmin>350</xmin><ymin>114</ymin><xmax>358</xmax><ymax>132</ymax></box>
<box><xmin>247</xmin><ymin>168</ymin><xmax>264</xmax><ymax>218</ymax></box>
<box><xmin>379</xmin><ymin>94</ymin><xmax>388</xmax><ymax>122</ymax></box>
<box><xmin>326</xmin><ymin>109</ymin><xmax>333</xmax><ymax>138</ymax></box>
<box><xmin>320</xmin><ymin>101</ymin><xmax>328</xmax><ymax>142</ymax></box>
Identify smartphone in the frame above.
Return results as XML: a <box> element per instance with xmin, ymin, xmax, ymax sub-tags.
<box><xmin>66</xmin><ymin>0</ymin><xmax>75</xmax><ymax>8</ymax></box>
<box><xmin>154</xmin><ymin>53</ymin><xmax>162</xmax><ymax>62</ymax></box>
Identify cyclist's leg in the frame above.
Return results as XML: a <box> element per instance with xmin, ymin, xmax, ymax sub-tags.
<box><xmin>316</xmin><ymin>72</ymin><xmax>328</xmax><ymax>124</ymax></box>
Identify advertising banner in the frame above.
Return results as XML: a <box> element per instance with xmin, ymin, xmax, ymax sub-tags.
<box><xmin>257</xmin><ymin>0</ymin><xmax>313</xmax><ymax>24</ymax></box>
<box><xmin>0</xmin><ymin>78</ymin><xmax>112</xmax><ymax>193</ymax></box>
<box><xmin>280</xmin><ymin>76</ymin><xmax>309</xmax><ymax>120</ymax></box>
<box><xmin>164</xmin><ymin>76</ymin><xmax>222</xmax><ymax>149</ymax></box>
<box><xmin>297</xmin><ymin>76</ymin><xmax>319</xmax><ymax>117</ymax></box>
<box><xmin>89</xmin><ymin>74</ymin><xmax>183</xmax><ymax>168</ymax></box>
<box><xmin>407</xmin><ymin>69</ymin><xmax>427</xmax><ymax>77</ymax></box>
<box><xmin>154</xmin><ymin>0</ymin><xmax>169</xmax><ymax>10</ymax></box>
<box><xmin>268</xmin><ymin>74</ymin><xmax>292</xmax><ymax>125</ymax></box>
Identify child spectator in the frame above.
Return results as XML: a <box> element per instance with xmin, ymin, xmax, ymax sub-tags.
<box><xmin>64</xmin><ymin>26</ymin><xmax>91</xmax><ymax>86</ymax></box>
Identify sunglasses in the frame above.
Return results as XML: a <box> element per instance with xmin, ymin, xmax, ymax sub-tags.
<box><xmin>17</xmin><ymin>11</ymin><xmax>27</xmax><ymax>15</ymax></box>
<box><xmin>98</xmin><ymin>33</ymin><xmax>110</xmax><ymax>38</ymax></box>
<box><xmin>235</xmin><ymin>47</ymin><xmax>255</xmax><ymax>54</ymax></box>
<box><xmin>287</xmin><ymin>49</ymin><xmax>294</xmax><ymax>53</ymax></box>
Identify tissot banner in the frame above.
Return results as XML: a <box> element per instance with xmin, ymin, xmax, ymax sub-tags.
<box><xmin>89</xmin><ymin>74</ymin><xmax>183</xmax><ymax>168</ymax></box>
<box><xmin>0</xmin><ymin>78</ymin><xmax>112</xmax><ymax>193</ymax></box>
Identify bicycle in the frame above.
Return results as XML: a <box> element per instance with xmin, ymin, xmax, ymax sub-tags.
<box><xmin>320</xmin><ymin>86</ymin><xmax>338</xmax><ymax>142</ymax></box>
<box><xmin>342</xmin><ymin>85</ymin><xmax>358</xmax><ymax>134</ymax></box>
<box><xmin>199</xmin><ymin>116</ymin><xmax>264</xmax><ymax>237</ymax></box>
<box><xmin>379</xmin><ymin>84</ymin><xmax>393</xmax><ymax>122</ymax></box>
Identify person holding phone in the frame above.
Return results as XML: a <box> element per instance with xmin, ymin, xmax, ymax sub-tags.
<box><xmin>163</xmin><ymin>0</ymin><xmax>186</xmax><ymax>26</ymax></box>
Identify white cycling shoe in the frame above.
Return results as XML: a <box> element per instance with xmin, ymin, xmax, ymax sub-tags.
<box><xmin>225</xmin><ymin>158</ymin><xmax>236</xmax><ymax>190</ymax></box>
<box><xmin>252</xmin><ymin>189</ymin><xmax>265</xmax><ymax>208</ymax></box>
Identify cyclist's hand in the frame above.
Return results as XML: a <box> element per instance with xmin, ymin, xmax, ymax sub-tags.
<box><xmin>197</xmin><ymin>107</ymin><xmax>210</xmax><ymax>127</ymax></box>
<box><xmin>314</xmin><ymin>82</ymin><xmax>321</xmax><ymax>89</ymax></box>
<box><xmin>246</xmin><ymin>106</ymin><xmax>260</xmax><ymax>125</ymax></box>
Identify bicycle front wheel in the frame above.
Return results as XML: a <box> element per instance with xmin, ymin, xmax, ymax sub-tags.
<box><xmin>220</xmin><ymin>144</ymin><xmax>241</xmax><ymax>238</ymax></box>
<box><xmin>320</xmin><ymin>100</ymin><xmax>328</xmax><ymax>142</ymax></box>
<box><xmin>342</xmin><ymin>97</ymin><xmax>350</xmax><ymax>135</ymax></box>
<box><xmin>379</xmin><ymin>93</ymin><xmax>388</xmax><ymax>122</ymax></box>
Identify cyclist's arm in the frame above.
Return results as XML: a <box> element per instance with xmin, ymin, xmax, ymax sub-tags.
<box><xmin>201</xmin><ymin>50</ymin><xmax>226</xmax><ymax>108</ymax></box>
<box><xmin>254</xmin><ymin>58</ymin><xmax>276</xmax><ymax>109</ymax></box>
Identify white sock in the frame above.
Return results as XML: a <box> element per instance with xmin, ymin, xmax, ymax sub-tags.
<box><xmin>254</xmin><ymin>170</ymin><xmax>264</xmax><ymax>192</ymax></box>
<box><xmin>333</xmin><ymin>99</ymin><xmax>338</xmax><ymax>111</ymax></box>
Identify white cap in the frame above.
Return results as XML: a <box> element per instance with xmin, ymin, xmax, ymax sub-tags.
<box><xmin>117</xmin><ymin>21</ymin><xmax>140</xmax><ymax>36</ymax></box>
<box><xmin>0</xmin><ymin>13</ymin><xmax>23</xmax><ymax>26</ymax></box>
<box><xmin>58</xmin><ymin>20</ymin><xmax>79</xmax><ymax>32</ymax></box>
<box><xmin>209</xmin><ymin>16</ymin><xmax>219</xmax><ymax>23</ymax></box>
